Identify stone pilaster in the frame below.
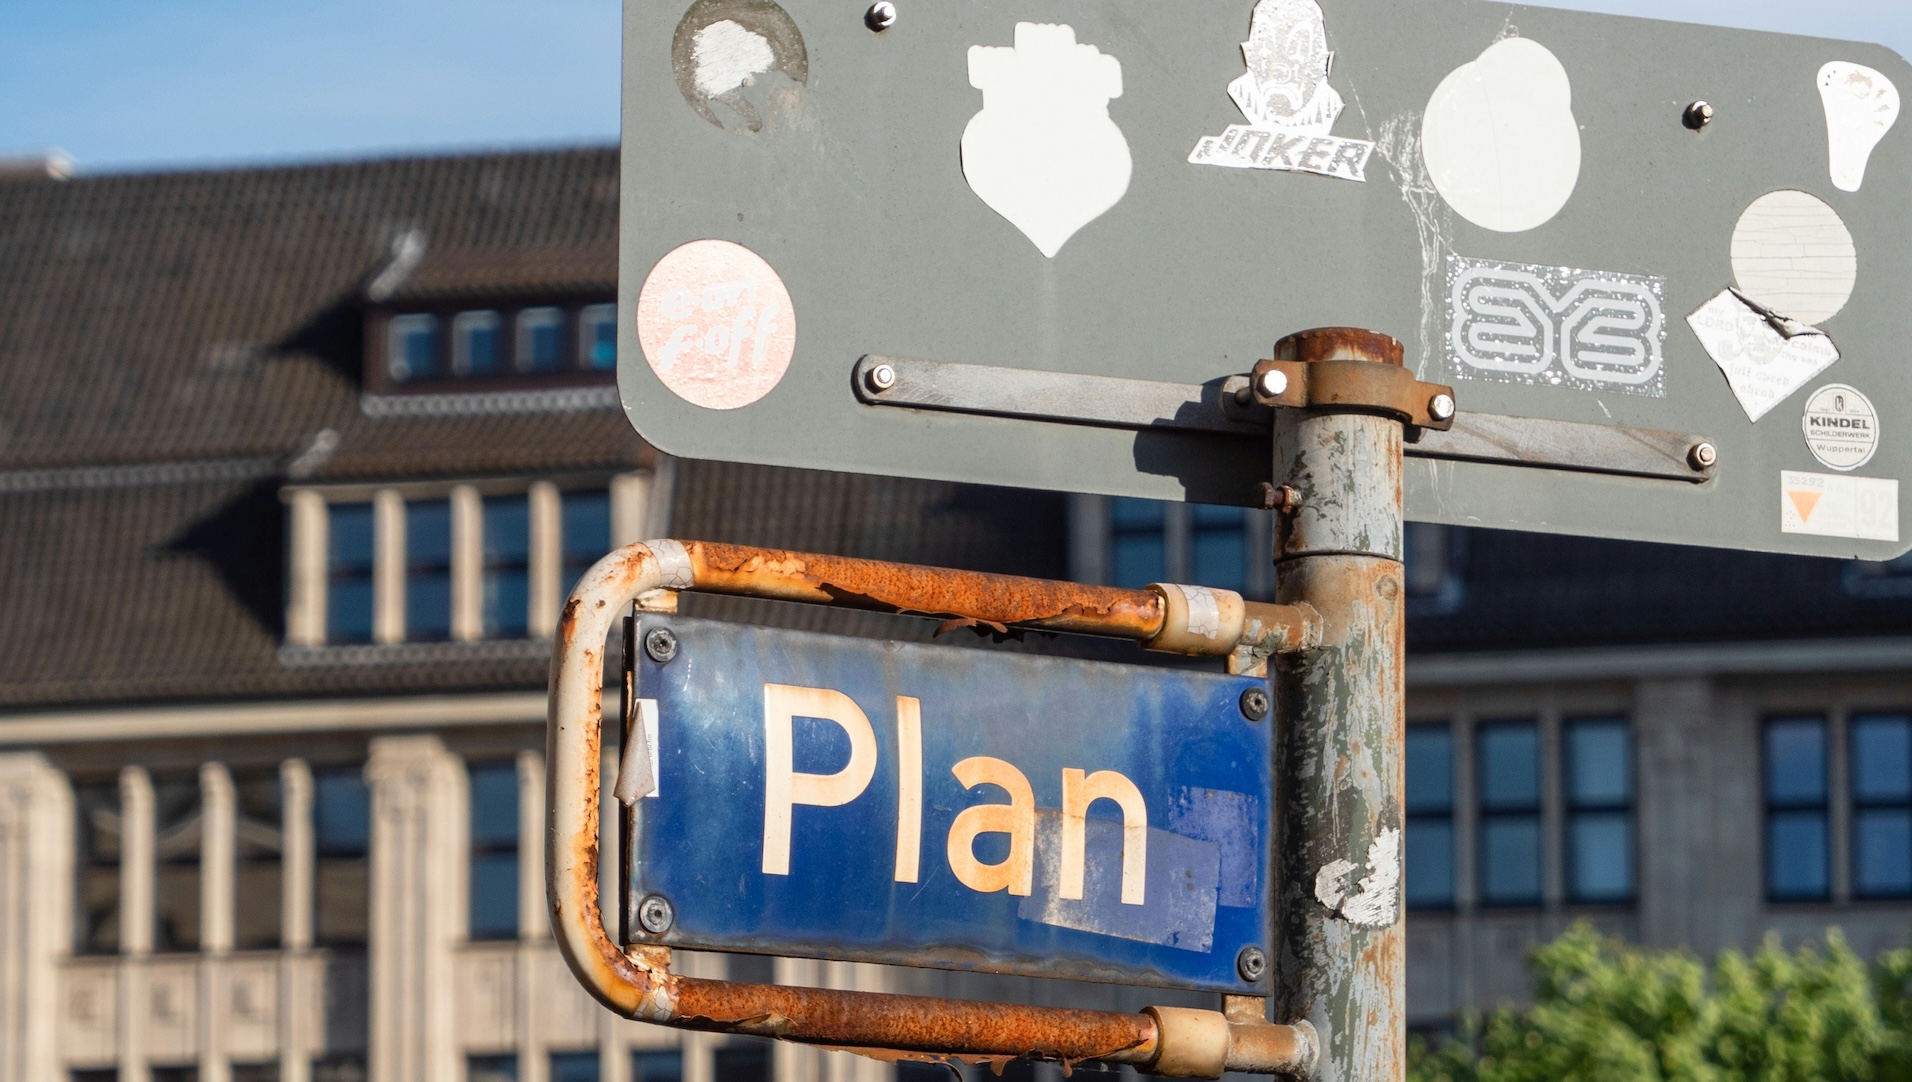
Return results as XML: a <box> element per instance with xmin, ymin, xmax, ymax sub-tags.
<box><xmin>0</xmin><ymin>754</ymin><xmax>73</xmax><ymax>1082</ymax></box>
<box><xmin>367</xmin><ymin>737</ymin><xmax>466</xmax><ymax>1082</ymax></box>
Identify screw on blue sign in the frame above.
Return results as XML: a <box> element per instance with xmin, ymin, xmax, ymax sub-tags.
<box><xmin>619</xmin><ymin>616</ymin><xmax>1272</xmax><ymax>993</ymax></box>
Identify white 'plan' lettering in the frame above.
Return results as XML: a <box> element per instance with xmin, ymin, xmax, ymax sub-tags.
<box><xmin>758</xmin><ymin>683</ymin><xmax>1148</xmax><ymax>906</ymax></box>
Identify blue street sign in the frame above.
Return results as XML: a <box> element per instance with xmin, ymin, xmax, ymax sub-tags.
<box><xmin>624</xmin><ymin>616</ymin><xmax>1271</xmax><ymax>994</ymax></box>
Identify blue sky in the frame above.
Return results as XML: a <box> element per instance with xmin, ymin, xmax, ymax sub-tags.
<box><xmin>0</xmin><ymin>0</ymin><xmax>1906</xmax><ymax>174</ymax></box>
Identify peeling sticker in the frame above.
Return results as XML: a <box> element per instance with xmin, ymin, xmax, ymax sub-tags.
<box><xmin>1187</xmin><ymin>0</ymin><xmax>1374</xmax><ymax>182</ymax></box>
<box><xmin>671</xmin><ymin>0</ymin><xmax>807</xmax><ymax>133</ymax></box>
<box><xmin>1447</xmin><ymin>256</ymin><xmax>1665</xmax><ymax>395</ymax></box>
<box><xmin>1182</xmin><ymin>585</ymin><xmax>1222</xmax><ymax>639</ymax></box>
<box><xmin>1782</xmin><ymin>470</ymin><xmax>1898</xmax><ymax>542</ymax></box>
<box><xmin>963</xmin><ymin>23</ymin><xmax>1131</xmax><ymax>258</ymax></box>
<box><xmin>1688</xmin><ymin>289</ymin><xmax>1840</xmax><ymax>423</ymax></box>
<box><xmin>1312</xmin><ymin>827</ymin><xmax>1399</xmax><ymax>928</ymax></box>
<box><xmin>1820</xmin><ymin>62</ymin><xmax>1899</xmax><ymax>193</ymax></box>
<box><xmin>1019</xmin><ymin>811</ymin><xmax>1220</xmax><ymax>952</ymax></box>
<box><xmin>614</xmin><ymin>699</ymin><xmax>662</xmax><ymax>804</ymax></box>
<box><xmin>1422</xmin><ymin>38</ymin><xmax>1580</xmax><ymax>233</ymax></box>
<box><xmin>1802</xmin><ymin>384</ymin><xmax>1879</xmax><ymax>472</ymax></box>
<box><xmin>636</xmin><ymin>239</ymin><xmax>797</xmax><ymax>411</ymax></box>
<box><xmin>1730</xmin><ymin>191</ymin><xmax>1856</xmax><ymax>327</ymax></box>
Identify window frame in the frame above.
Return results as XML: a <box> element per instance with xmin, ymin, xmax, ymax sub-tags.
<box><xmin>467</xmin><ymin>759</ymin><xmax>522</xmax><ymax>942</ymax></box>
<box><xmin>1562</xmin><ymin>716</ymin><xmax>1635</xmax><ymax>906</ymax></box>
<box><xmin>387</xmin><ymin>313</ymin><xmax>439</xmax><ymax>383</ymax></box>
<box><xmin>580</xmin><ymin>303</ymin><xmax>618</xmax><ymax>371</ymax></box>
<box><xmin>1764</xmin><ymin>715</ymin><xmax>1832</xmax><ymax>903</ymax></box>
<box><xmin>1475</xmin><ymin>718</ymin><xmax>1543</xmax><ymax>908</ymax></box>
<box><xmin>451</xmin><ymin>309</ymin><xmax>504</xmax><ymax>377</ymax></box>
<box><xmin>517</xmin><ymin>306</ymin><xmax>567</xmax><ymax>373</ymax></box>
<box><xmin>1850</xmin><ymin>712</ymin><xmax>1912</xmax><ymax>900</ymax></box>
<box><xmin>1405</xmin><ymin>722</ymin><xmax>1456</xmax><ymax>911</ymax></box>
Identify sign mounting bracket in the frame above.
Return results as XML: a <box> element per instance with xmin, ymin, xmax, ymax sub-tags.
<box><xmin>852</xmin><ymin>355</ymin><xmax>1717</xmax><ymax>485</ymax></box>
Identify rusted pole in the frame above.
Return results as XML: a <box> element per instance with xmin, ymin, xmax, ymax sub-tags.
<box><xmin>1270</xmin><ymin>329</ymin><xmax>1407</xmax><ymax>1082</ymax></box>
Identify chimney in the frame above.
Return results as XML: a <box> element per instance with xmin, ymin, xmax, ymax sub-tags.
<box><xmin>0</xmin><ymin>150</ymin><xmax>76</xmax><ymax>181</ymax></box>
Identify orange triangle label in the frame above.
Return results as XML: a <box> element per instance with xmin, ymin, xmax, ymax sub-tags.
<box><xmin>1788</xmin><ymin>489</ymin><xmax>1823</xmax><ymax>521</ymax></box>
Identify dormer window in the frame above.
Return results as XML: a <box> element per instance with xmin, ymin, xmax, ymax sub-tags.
<box><xmin>518</xmin><ymin>307</ymin><xmax>565</xmax><ymax>372</ymax></box>
<box><xmin>452</xmin><ymin>311</ymin><xmax>503</xmax><ymax>376</ymax></box>
<box><xmin>388</xmin><ymin>314</ymin><xmax>439</xmax><ymax>382</ymax></box>
<box><xmin>373</xmin><ymin>301</ymin><xmax>618</xmax><ymax>389</ymax></box>
<box><xmin>581</xmin><ymin>303</ymin><xmax>617</xmax><ymax>370</ymax></box>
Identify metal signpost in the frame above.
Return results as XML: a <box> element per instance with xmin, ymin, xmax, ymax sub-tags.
<box><xmin>546</xmin><ymin>1</ymin><xmax>1912</xmax><ymax>1079</ymax></box>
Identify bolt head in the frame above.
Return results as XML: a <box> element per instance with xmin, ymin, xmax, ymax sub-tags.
<box><xmin>864</xmin><ymin>2</ymin><xmax>896</xmax><ymax>31</ymax></box>
<box><xmin>1236</xmin><ymin>946</ymin><xmax>1267</xmax><ymax>983</ymax></box>
<box><xmin>638</xmin><ymin>894</ymin><xmax>675</xmax><ymax>935</ymax></box>
<box><xmin>866</xmin><ymin>362</ymin><xmax>898</xmax><ymax>392</ymax></box>
<box><xmin>1255</xmin><ymin>369</ymin><xmax>1289</xmax><ymax>399</ymax></box>
<box><xmin>1684</xmin><ymin>100</ymin><xmax>1715</xmax><ymax>130</ymax></box>
<box><xmin>1428</xmin><ymin>392</ymin><xmax>1457</xmax><ymax>422</ymax></box>
<box><xmin>1689</xmin><ymin>441</ymin><xmax>1719</xmax><ymax>470</ymax></box>
<box><xmin>1239</xmin><ymin>686</ymin><xmax>1271</xmax><ymax>722</ymax></box>
<box><xmin>644</xmin><ymin>627</ymin><xmax>678</xmax><ymax>664</ymax></box>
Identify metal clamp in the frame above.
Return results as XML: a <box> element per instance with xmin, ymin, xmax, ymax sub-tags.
<box><xmin>1247</xmin><ymin>328</ymin><xmax>1456</xmax><ymax>431</ymax></box>
<box><xmin>548</xmin><ymin>541</ymin><xmax>1320</xmax><ymax>1078</ymax></box>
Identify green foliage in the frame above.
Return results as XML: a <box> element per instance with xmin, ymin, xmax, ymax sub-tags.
<box><xmin>1408</xmin><ymin>923</ymin><xmax>1912</xmax><ymax>1082</ymax></box>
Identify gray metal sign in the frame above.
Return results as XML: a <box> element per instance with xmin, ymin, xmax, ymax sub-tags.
<box><xmin>619</xmin><ymin>0</ymin><xmax>1912</xmax><ymax>558</ymax></box>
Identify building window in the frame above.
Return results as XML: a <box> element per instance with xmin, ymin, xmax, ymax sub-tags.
<box><xmin>74</xmin><ymin>779</ymin><xmax>121</xmax><ymax>955</ymax></box>
<box><xmin>314</xmin><ymin>767</ymin><xmax>370</xmax><ymax>946</ymax></box>
<box><xmin>1852</xmin><ymin>713</ymin><xmax>1912</xmax><ymax>898</ymax></box>
<box><xmin>518</xmin><ymin>307</ymin><xmax>565</xmax><ymax>373</ymax></box>
<box><xmin>467</xmin><ymin>1056</ymin><xmax>518</xmax><ymax>1082</ymax></box>
<box><xmin>1766</xmin><ymin>716</ymin><xmax>1830</xmax><ymax>901</ymax></box>
<box><xmin>581</xmin><ymin>304</ymin><xmax>617</xmax><ymax>370</ymax></box>
<box><xmin>313</xmin><ymin>1055</ymin><xmax>367</xmax><ymax>1082</ymax></box>
<box><xmin>405</xmin><ymin>498</ymin><xmax>454</xmax><ymax>641</ymax></box>
<box><xmin>326</xmin><ymin>503</ymin><xmax>376</xmax><ymax>644</ymax></box>
<box><xmin>550</xmin><ymin>1053</ymin><xmax>600</xmax><ymax>1082</ymax></box>
<box><xmin>483</xmin><ymin>495</ymin><xmax>532</xmax><ymax>638</ymax></box>
<box><xmin>1110</xmin><ymin>498</ymin><xmax>1167</xmax><ymax>589</ymax></box>
<box><xmin>1477</xmin><ymin>720</ymin><xmax>1541</xmax><ymax>906</ymax></box>
<box><xmin>452</xmin><ymin>310</ymin><xmax>503</xmax><ymax>376</ymax></box>
<box><xmin>1189</xmin><ymin>504</ymin><xmax>1247</xmax><ymax>592</ymax></box>
<box><xmin>713</xmin><ymin>1043</ymin><xmax>770</xmax><ymax>1082</ymax></box>
<box><xmin>388</xmin><ymin>314</ymin><xmax>438</xmax><ymax>382</ymax></box>
<box><xmin>561</xmin><ymin>490</ymin><xmax>612</xmax><ymax>596</ymax></box>
<box><xmin>1565</xmin><ymin>717</ymin><xmax>1633</xmax><ymax>904</ymax></box>
<box><xmin>232</xmin><ymin>1064</ymin><xmax>280</xmax><ymax>1082</ymax></box>
<box><xmin>1404</xmin><ymin>523</ymin><xmax>1466</xmax><ymax>614</ymax></box>
<box><xmin>469</xmin><ymin>761</ymin><xmax>520</xmax><ymax>941</ymax></box>
<box><xmin>234</xmin><ymin>771</ymin><xmax>284</xmax><ymax>950</ymax></box>
<box><xmin>1405</xmin><ymin>724</ymin><xmax>1455</xmax><ymax>909</ymax></box>
<box><xmin>631</xmin><ymin>1051</ymin><xmax>683</xmax><ymax>1082</ymax></box>
<box><xmin>154</xmin><ymin>773</ymin><xmax>203</xmax><ymax>952</ymax></box>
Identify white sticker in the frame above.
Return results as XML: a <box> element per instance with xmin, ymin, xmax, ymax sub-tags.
<box><xmin>1730</xmin><ymin>191</ymin><xmax>1856</xmax><ymax>327</ymax></box>
<box><xmin>1820</xmin><ymin>62</ymin><xmax>1899</xmax><ymax>193</ymax></box>
<box><xmin>1186</xmin><ymin>0</ymin><xmax>1374</xmax><ymax>182</ymax></box>
<box><xmin>636</xmin><ymin>240</ymin><xmax>797</xmax><ymax>411</ymax></box>
<box><xmin>963</xmin><ymin>23</ymin><xmax>1131</xmax><ymax>258</ymax></box>
<box><xmin>1687</xmin><ymin>289</ymin><xmax>1840</xmax><ymax>423</ymax></box>
<box><xmin>1447</xmin><ymin>256</ymin><xmax>1665</xmax><ymax>396</ymax></box>
<box><xmin>1801</xmin><ymin>384</ymin><xmax>1879</xmax><ymax>472</ymax></box>
<box><xmin>1422</xmin><ymin>38</ymin><xmax>1581</xmax><ymax>233</ymax></box>
<box><xmin>1782</xmin><ymin>470</ymin><xmax>1899</xmax><ymax>542</ymax></box>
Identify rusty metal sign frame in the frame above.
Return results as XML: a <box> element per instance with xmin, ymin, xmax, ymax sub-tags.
<box><xmin>547</xmin><ymin>540</ymin><xmax>1321</xmax><ymax>1077</ymax></box>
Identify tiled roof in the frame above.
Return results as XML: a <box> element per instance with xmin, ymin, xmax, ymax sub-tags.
<box><xmin>0</xmin><ymin>146</ymin><xmax>624</xmax><ymax>474</ymax></box>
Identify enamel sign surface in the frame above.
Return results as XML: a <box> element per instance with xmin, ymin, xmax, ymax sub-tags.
<box><xmin>620</xmin><ymin>0</ymin><xmax>1912</xmax><ymax>558</ymax></box>
<box><xmin>623</xmin><ymin>617</ymin><xmax>1273</xmax><ymax>993</ymax></box>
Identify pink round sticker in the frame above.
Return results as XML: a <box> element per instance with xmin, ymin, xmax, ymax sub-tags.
<box><xmin>636</xmin><ymin>240</ymin><xmax>797</xmax><ymax>410</ymax></box>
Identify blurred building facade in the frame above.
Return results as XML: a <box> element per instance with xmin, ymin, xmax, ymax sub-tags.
<box><xmin>1</xmin><ymin>146</ymin><xmax>1911</xmax><ymax>1081</ymax></box>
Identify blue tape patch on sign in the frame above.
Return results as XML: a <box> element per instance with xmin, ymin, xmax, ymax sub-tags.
<box><xmin>626</xmin><ymin>616</ymin><xmax>1271</xmax><ymax>993</ymax></box>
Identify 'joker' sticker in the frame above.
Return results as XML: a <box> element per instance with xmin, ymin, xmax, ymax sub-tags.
<box><xmin>637</xmin><ymin>240</ymin><xmax>796</xmax><ymax>411</ymax></box>
<box><xmin>1187</xmin><ymin>0</ymin><xmax>1373</xmax><ymax>181</ymax></box>
<box><xmin>1801</xmin><ymin>383</ymin><xmax>1879</xmax><ymax>472</ymax></box>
